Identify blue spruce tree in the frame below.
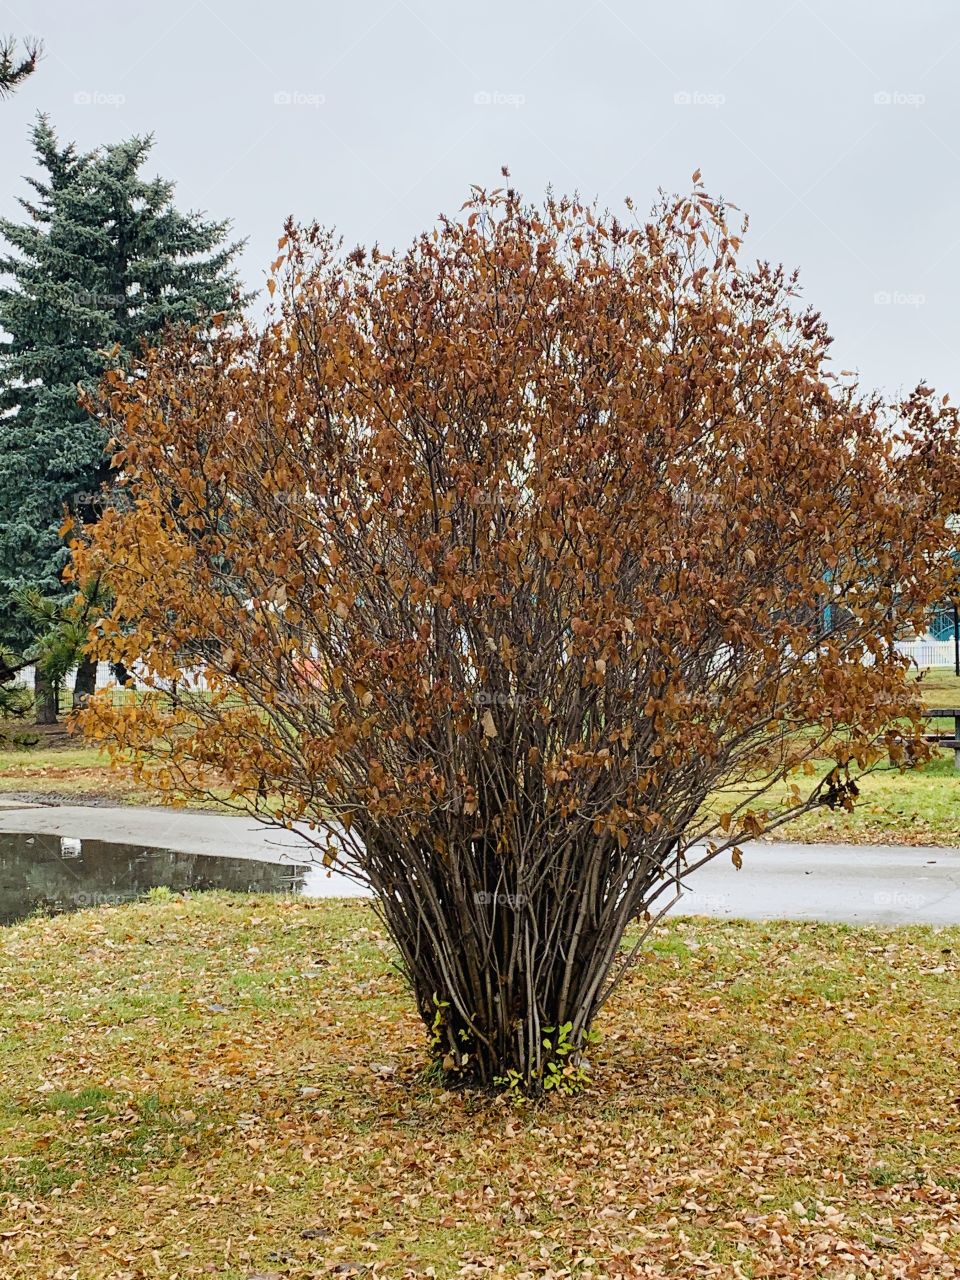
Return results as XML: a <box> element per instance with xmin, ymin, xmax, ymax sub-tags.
<box><xmin>0</xmin><ymin>116</ymin><xmax>243</xmax><ymax>719</ymax></box>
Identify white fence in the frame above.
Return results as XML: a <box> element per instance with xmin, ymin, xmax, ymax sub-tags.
<box><xmin>10</xmin><ymin>661</ymin><xmax>118</xmax><ymax>691</ymax></box>
<box><xmin>895</xmin><ymin>637</ymin><xmax>958</xmax><ymax>670</ymax></box>
<box><xmin>10</xmin><ymin>662</ymin><xmax>210</xmax><ymax>693</ymax></box>
<box><xmin>8</xmin><ymin>641</ymin><xmax>957</xmax><ymax>698</ymax></box>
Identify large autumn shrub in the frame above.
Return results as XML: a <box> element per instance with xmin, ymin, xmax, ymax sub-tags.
<box><xmin>76</xmin><ymin>180</ymin><xmax>960</xmax><ymax>1092</ymax></box>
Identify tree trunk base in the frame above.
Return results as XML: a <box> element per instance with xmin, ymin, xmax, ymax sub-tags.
<box><xmin>34</xmin><ymin>673</ymin><xmax>58</xmax><ymax>725</ymax></box>
<box><xmin>72</xmin><ymin>655</ymin><xmax>98</xmax><ymax>709</ymax></box>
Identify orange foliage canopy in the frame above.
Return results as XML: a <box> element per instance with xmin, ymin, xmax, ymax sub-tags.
<box><xmin>74</xmin><ymin>179</ymin><xmax>960</xmax><ymax>1088</ymax></box>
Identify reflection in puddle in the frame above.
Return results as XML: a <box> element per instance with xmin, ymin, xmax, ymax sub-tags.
<box><xmin>0</xmin><ymin>832</ymin><xmax>322</xmax><ymax>925</ymax></box>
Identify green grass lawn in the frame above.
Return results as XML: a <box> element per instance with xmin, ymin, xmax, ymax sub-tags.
<box><xmin>0</xmin><ymin>743</ymin><xmax>181</xmax><ymax>808</ymax></box>
<box><xmin>702</xmin><ymin>749</ymin><xmax>960</xmax><ymax>846</ymax></box>
<box><xmin>773</xmin><ymin>750</ymin><xmax>960</xmax><ymax>844</ymax></box>
<box><xmin>0</xmin><ymin>744</ymin><xmax>230</xmax><ymax>809</ymax></box>
<box><xmin>1</xmin><ymin>895</ymin><xmax>960</xmax><ymax>1277</ymax></box>
<box><xmin>910</xmin><ymin>666</ymin><xmax>960</xmax><ymax>705</ymax></box>
<box><xmin>707</xmin><ymin>669</ymin><xmax>960</xmax><ymax>844</ymax></box>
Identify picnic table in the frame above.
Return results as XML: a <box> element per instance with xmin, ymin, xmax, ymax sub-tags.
<box><xmin>924</xmin><ymin>707</ymin><xmax>960</xmax><ymax>769</ymax></box>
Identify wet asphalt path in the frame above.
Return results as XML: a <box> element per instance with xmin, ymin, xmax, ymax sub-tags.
<box><xmin>0</xmin><ymin>804</ymin><xmax>958</xmax><ymax>923</ymax></box>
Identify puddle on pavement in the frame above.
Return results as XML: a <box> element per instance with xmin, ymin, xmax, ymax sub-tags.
<box><xmin>0</xmin><ymin>831</ymin><xmax>316</xmax><ymax>925</ymax></box>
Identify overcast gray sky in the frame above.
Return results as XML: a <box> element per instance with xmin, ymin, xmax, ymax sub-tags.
<box><xmin>2</xmin><ymin>0</ymin><xmax>958</xmax><ymax>398</ymax></box>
